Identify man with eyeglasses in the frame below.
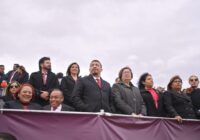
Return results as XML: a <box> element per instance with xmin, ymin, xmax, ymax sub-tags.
<box><xmin>186</xmin><ymin>75</ymin><xmax>200</xmax><ymax>119</ymax></box>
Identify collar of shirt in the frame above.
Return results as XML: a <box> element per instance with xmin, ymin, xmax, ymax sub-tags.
<box><xmin>42</xmin><ymin>72</ymin><xmax>47</xmax><ymax>75</ymax></box>
<box><xmin>51</xmin><ymin>104</ymin><xmax>62</xmax><ymax>112</ymax></box>
<box><xmin>93</xmin><ymin>76</ymin><xmax>101</xmax><ymax>81</ymax></box>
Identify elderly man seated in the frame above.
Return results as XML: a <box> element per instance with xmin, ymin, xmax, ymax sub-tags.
<box><xmin>43</xmin><ymin>89</ymin><xmax>74</xmax><ymax>112</ymax></box>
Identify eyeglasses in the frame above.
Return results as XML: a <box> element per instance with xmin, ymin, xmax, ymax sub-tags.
<box><xmin>10</xmin><ymin>85</ymin><xmax>19</xmax><ymax>88</ymax></box>
<box><xmin>190</xmin><ymin>79</ymin><xmax>198</xmax><ymax>82</ymax></box>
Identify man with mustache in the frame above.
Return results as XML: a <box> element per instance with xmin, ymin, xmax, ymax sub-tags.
<box><xmin>72</xmin><ymin>60</ymin><xmax>113</xmax><ymax>112</ymax></box>
<box><xmin>29</xmin><ymin>57</ymin><xmax>59</xmax><ymax>106</ymax></box>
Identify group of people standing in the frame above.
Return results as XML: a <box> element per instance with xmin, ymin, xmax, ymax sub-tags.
<box><xmin>0</xmin><ymin>57</ymin><xmax>200</xmax><ymax>123</ymax></box>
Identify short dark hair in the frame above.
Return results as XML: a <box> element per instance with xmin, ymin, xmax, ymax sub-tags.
<box><xmin>0</xmin><ymin>65</ymin><xmax>4</xmax><ymax>67</ymax></box>
<box><xmin>118</xmin><ymin>66</ymin><xmax>133</xmax><ymax>81</ymax></box>
<box><xmin>90</xmin><ymin>60</ymin><xmax>102</xmax><ymax>68</ymax></box>
<box><xmin>66</xmin><ymin>62</ymin><xmax>80</xmax><ymax>76</ymax></box>
<box><xmin>167</xmin><ymin>75</ymin><xmax>182</xmax><ymax>90</ymax></box>
<box><xmin>138</xmin><ymin>73</ymin><xmax>151</xmax><ymax>89</ymax></box>
<box><xmin>13</xmin><ymin>64</ymin><xmax>20</xmax><ymax>70</ymax></box>
<box><xmin>38</xmin><ymin>57</ymin><xmax>50</xmax><ymax>71</ymax></box>
<box><xmin>0</xmin><ymin>132</ymin><xmax>17</xmax><ymax>140</ymax></box>
<box><xmin>49</xmin><ymin>88</ymin><xmax>63</xmax><ymax>96</ymax></box>
<box><xmin>56</xmin><ymin>72</ymin><xmax>64</xmax><ymax>78</ymax></box>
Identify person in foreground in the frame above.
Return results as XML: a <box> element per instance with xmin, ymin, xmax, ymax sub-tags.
<box><xmin>4</xmin><ymin>84</ymin><xmax>41</xmax><ymax>110</ymax></box>
<box><xmin>0</xmin><ymin>132</ymin><xmax>17</xmax><ymax>140</ymax></box>
<box><xmin>43</xmin><ymin>89</ymin><xmax>74</xmax><ymax>112</ymax></box>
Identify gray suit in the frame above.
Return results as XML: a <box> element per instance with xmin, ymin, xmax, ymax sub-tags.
<box><xmin>112</xmin><ymin>82</ymin><xmax>146</xmax><ymax>115</ymax></box>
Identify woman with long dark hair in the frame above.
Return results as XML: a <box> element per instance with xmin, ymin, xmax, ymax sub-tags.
<box><xmin>61</xmin><ymin>62</ymin><xmax>80</xmax><ymax>106</ymax></box>
<box><xmin>138</xmin><ymin>73</ymin><xmax>165</xmax><ymax>117</ymax></box>
<box><xmin>15</xmin><ymin>65</ymin><xmax>29</xmax><ymax>84</ymax></box>
<box><xmin>2</xmin><ymin>81</ymin><xmax>20</xmax><ymax>102</ymax></box>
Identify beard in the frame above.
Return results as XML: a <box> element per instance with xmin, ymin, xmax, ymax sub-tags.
<box><xmin>44</xmin><ymin>65</ymin><xmax>51</xmax><ymax>71</ymax></box>
<box><xmin>92</xmin><ymin>72</ymin><xmax>98</xmax><ymax>76</ymax></box>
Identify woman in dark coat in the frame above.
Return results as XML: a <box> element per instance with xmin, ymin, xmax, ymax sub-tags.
<box><xmin>4</xmin><ymin>83</ymin><xmax>41</xmax><ymax>110</ymax></box>
<box><xmin>163</xmin><ymin>75</ymin><xmax>196</xmax><ymax>122</ymax></box>
<box><xmin>60</xmin><ymin>62</ymin><xmax>80</xmax><ymax>106</ymax></box>
<box><xmin>112</xmin><ymin>67</ymin><xmax>146</xmax><ymax>116</ymax></box>
<box><xmin>185</xmin><ymin>75</ymin><xmax>200</xmax><ymax>119</ymax></box>
<box><xmin>1</xmin><ymin>81</ymin><xmax>20</xmax><ymax>102</ymax></box>
<box><xmin>15</xmin><ymin>65</ymin><xmax>29</xmax><ymax>84</ymax></box>
<box><xmin>138</xmin><ymin>73</ymin><xmax>165</xmax><ymax>117</ymax></box>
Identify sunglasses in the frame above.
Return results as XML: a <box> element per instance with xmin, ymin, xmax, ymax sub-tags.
<box><xmin>190</xmin><ymin>79</ymin><xmax>198</xmax><ymax>82</ymax></box>
<box><xmin>10</xmin><ymin>85</ymin><xmax>19</xmax><ymax>88</ymax></box>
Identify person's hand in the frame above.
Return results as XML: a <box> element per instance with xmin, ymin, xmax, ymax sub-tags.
<box><xmin>40</xmin><ymin>91</ymin><xmax>49</xmax><ymax>100</ymax></box>
<box><xmin>175</xmin><ymin>115</ymin><xmax>183</xmax><ymax>123</ymax></box>
<box><xmin>132</xmin><ymin>113</ymin><xmax>143</xmax><ymax>118</ymax></box>
<box><xmin>137</xmin><ymin>114</ymin><xmax>143</xmax><ymax>117</ymax></box>
<box><xmin>132</xmin><ymin>113</ymin><xmax>137</xmax><ymax>117</ymax></box>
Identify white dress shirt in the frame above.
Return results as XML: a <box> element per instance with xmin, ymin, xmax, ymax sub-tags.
<box><xmin>51</xmin><ymin>104</ymin><xmax>62</xmax><ymax>112</ymax></box>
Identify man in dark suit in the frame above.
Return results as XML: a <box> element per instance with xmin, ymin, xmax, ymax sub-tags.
<box><xmin>29</xmin><ymin>57</ymin><xmax>59</xmax><ymax>106</ymax></box>
<box><xmin>43</xmin><ymin>89</ymin><xmax>74</xmax><ymax>111</ymax></box>
<box><xmin>72</xmin><ymin>60</ymin><xmax>114</xmax><ymax>112</ymax></box>
<box><xmin>5</xmin><ymin>64</ymin><xmax>19</xmax><ymax>83</ymax></box>
<box><xmin>0</xmin><ymin>65</ymin><xmax>6</xmax><ymax>85</ymax></box>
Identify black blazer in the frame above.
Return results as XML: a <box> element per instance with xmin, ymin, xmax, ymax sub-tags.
<box><xmin>6</xmin><ymin>71</ymin><xmax>29</xmax><ymax>84</ymax></box>
<box><xmin>72</xmin><ymin>75</ymin><xmax>113</xmax><ymax>112</ymax></box>
<box><xmin>14</xmin><ymin>72</ymin><xmax>29</xmax><ymax>84</ymax></box>
<box><xmin>163</xmin><ymin>90</ymin><xmax>196</xmax><ymax>119</ymax></box>
<box><xmin>43</xmin><ymin>104</ymin><xmax>75</xmax><ymax>111</ymax></box>
<box><xmin>29</xmin><ymin>71</ymin><xmax>59</xmax><ymax>106</ymax></box>
<box><xmin>4</xmin><ymin>100</ymin><xmax>41</xmax><ymax>110</ymax></box>
<box><xmin>1</xmin><ymin>93</ymin><xmax>16</xmax><ymax>102</ymax></box>
<box><xmin>187</xmin><ymin>88</ymin><xmax>200</xmax><ymax>118</ymax></box>
<box><xmin>61</xmin><ymin>75</ymin><xmax>80</xmax><ymax>106</ymax></box>
<box><xmin>140</xmin><ymin>89</ymin><xmax>165</xmax><ymax>117</ymax></box>
<box><xmin>5</xmin><ymin>70</ymin><xmax>15</xmax><ymax>82</ymax></box>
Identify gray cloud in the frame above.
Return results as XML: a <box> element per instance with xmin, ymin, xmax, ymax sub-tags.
<box><xmin>0</xmin><ymin>0</ymin><xmax>200</xmax><ymax>88</ymax></box>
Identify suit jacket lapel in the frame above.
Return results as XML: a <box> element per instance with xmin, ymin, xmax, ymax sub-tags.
<box><xmin>46</xmin><ymin>72</ymin><xmax>53</xmax><ymax>86</ymax></box>
<box><xmin>68</xmin><ymin>75</ymin><xmax>76</xmax><ymax>84</ymax></box>
<box><xmin>15</xmin><ymin>100</ymin><xmax>24</xmax><ymax>109</ymax></box>
<box><xmin>38</xmin><ymin>72</ymin><xmax>44</xmax><ymax>86</ymax></box>
<box><xmin>88</xmin><ymin>75</ymin><xmax>100</xmax><ymax>89</ymax></box>
<box><xmin>100</xmin><ymin>78</ymin><xmax>106</xmax><ymax>90</ymax></box>
<box><xmin>171</xmin><ymin>90</ymin><xmax>191</xmax><ymax>101</ymax></box>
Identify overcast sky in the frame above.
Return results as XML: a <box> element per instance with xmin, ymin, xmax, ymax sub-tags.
<box><xmin>0</xmin><ymin>0</ymin><xmax>199</xmax><ymax>88</ymax></box>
